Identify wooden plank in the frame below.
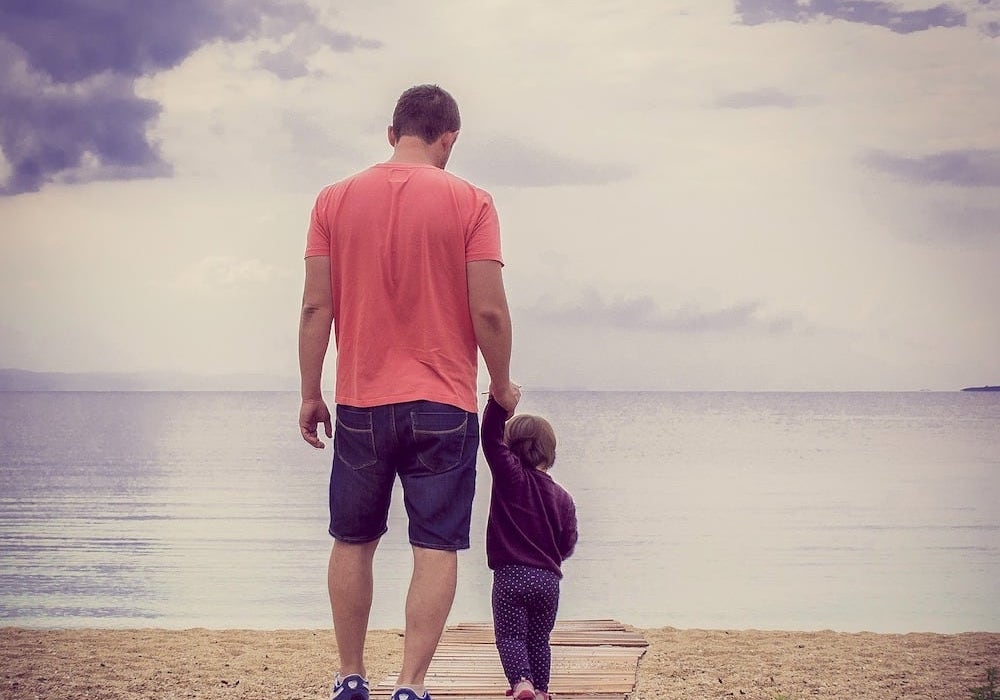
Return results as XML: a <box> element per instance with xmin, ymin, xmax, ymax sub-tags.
<box><xmin>437</xmin><ymin>620</ymin><xmax>648</xmax><ymax>648</ymax></box>
<box><xmin>371</xmin><ymin>619</ymin><xmax>647</xmax><ymax>700</ymax></box>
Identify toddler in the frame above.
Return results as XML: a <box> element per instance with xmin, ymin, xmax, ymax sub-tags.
<box><xmin>481</xmin><ymin>396</ymin><xmax>578</xmax><ymax>700</ymax></box>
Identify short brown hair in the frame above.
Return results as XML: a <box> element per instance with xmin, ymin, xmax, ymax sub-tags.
<box><xmin>392</xmin><ymin>84</ymin><xmax>461</xmax><ymax>143</ymax></box>
<box><xmin>504</xmin><ymin>414</ymin><xmax>557</xmax><ymax>469</ymax></box>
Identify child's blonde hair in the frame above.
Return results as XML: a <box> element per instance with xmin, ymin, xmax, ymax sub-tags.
<box><xmin>504</xmin><ymin>414</ymin><xmax>557</xmax><ymax>469</ymax></box>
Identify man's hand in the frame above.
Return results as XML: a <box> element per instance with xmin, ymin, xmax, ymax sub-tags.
<box><xmin>490</xmin><ymin>381</ymin><xmax>521</xmax><ymax>417</ymax></box>
<box><xmin>300</xmin><ymin>399</ymin><xmax>332</xmax><ymax>448</ymax></box>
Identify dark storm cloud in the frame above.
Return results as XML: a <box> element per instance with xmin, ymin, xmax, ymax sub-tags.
<box><xmin>864</xmin><ymin>149</ymin><xmax>1000</xmax><ymax>187</ymax></box>
<box><xmin>0</xmin><ymin>1</ymin><xmax>379</xmax><ymax>196</ymax></box>
<box><xmin>523</xmin><ymin>291</ymin><xmax>802</xmax><ymax>335</ymax></box>
<box><xmin>715</xmin><ymin>87</ymin><xmax>803</xmax><ymax>109</ymax></box>
<box><xmin>0</xmin><ymin>1</ymin><xmax>314</xmax><ymax>83</ymax></box>
<box><xmin>0</xmin><ymin>65</ymin><xmax>173</xmax><ymax>193</ymax></box>
<box><xmin>735</xmin><ymin>0</ymin><xmax>966</xmax><ymax>33</ymax></box>
<box><xmin>457</xmin><ymin>135</ymin><xmax>634</xmax><ymax>188</ymax></box>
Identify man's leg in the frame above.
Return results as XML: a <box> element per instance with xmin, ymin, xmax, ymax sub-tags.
<box><xmin>395</xmin><ymin>546</ymin><xmax>457</xmax><ymax>692</ymax></box>
<box><xmin>392</xmin><ymin>400</ymin><xmax>478</xmax><ymax>695</ymax></box>
<box><xmin>329</xmin><ymin>538</ymin><xmax>380</xmax><ymax>678</ymax></box>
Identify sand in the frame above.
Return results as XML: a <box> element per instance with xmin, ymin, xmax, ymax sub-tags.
<box><xmin>2</xmin><ymin>625</ymin><xmax>998</xmax><ymax>700</ymax></box>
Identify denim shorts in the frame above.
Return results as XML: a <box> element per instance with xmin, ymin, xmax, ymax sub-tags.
<box><xmin>328</xmin><ymin>400</ymin><xmax>479</xmax><ymax>550</ymax></box>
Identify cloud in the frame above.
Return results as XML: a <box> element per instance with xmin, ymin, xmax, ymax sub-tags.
<box><xmin>256</xmin><ymin>24</ymin><xmax>382</xmax><ymax>79</ymax></box>
<box><xmin>734</xmin><ymin>0</ymin><xmax>966</xmax><ymax>33</ymax></box>
<box><xmin>0</xmin><ymin>43</ymin><xmax>175</xmax><ymax>195</ymax></box>
<box><xmin>894</xmin><ymin>193</ymin><xmax>1000</xmax><ymax>243</ymax></box>
<box><xmin>926</xmin><ymin>201</ymin><xmax>1000</xmax><ymax>240</ymax></box>
<box><xmin>0</xmin><ymin>1</ymin><xmax>378</xmax><ymax>196</ymax></box>
<box><xmin>863</xmin><ymin>149</ymin><xmax>1000</xmax><ymax>187</ymax></box>
<box><xmin>714</xmin><ymin>87</ymin><xmax>805</xmax><ymax>108</ymax></box>
<box><xmin>456</xmin><ymin>135</ymin><xmax>634</xmax><ymax>188</ymax></box>
<box><xmin>175</xmin><ymin>256</ymin><xmax>289</xmax><ymax>293</ymax></box>
<box><xmin>0</xmin><ymin>53</ymin><xmax>172</xmax><ymax>194</ymax></box>
<box><xmin>521</xmin><ymin>290</ymin><xmax>804</xmax><ymax>335</ymax></box>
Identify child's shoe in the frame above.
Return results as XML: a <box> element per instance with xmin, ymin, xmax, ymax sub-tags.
<box><xmin>513</xmin><ymin>679</ymin><xmax>535</xmax><ymax>700</ymax></box>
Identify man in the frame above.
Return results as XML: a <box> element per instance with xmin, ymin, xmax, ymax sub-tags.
<box><xmin>298</xmin><ymin>84</ymin><xmax>520</xmax><ymax>700</ymax></box>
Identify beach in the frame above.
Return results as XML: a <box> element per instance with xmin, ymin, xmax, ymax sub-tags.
<box><xmin>3</xmin><ymin>625</ymin><xmax>998</xmax><ymax>700</ymax></box>
<box><xmin>3</xmin><ymin>394</ymin><xmax>1000</xmax><ymax>699</ymax></box>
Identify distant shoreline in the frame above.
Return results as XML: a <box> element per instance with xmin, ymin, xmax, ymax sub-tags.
<box><xmin>0</xmin><ymin>370</ymin><xmax>992</xmax><ymax>393</ymax></box>
<box><xmin>0</xmin><ymin>368</ymin><xmax>296</xmax><ymax>392</ymax></box>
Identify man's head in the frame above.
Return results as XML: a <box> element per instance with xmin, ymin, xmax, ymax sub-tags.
<box><xmin>388</xmin><ymin>84</ymin><xmax>461</xmax><ymax>168</ymax></box>
<box><xmin>391</xmin><ymin>84</ymin><xmax>461</xmax><ymax>142</ymax></box>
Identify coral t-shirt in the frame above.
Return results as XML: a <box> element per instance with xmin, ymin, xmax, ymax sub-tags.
<box><xmin>304</xmin><ymin>162</ymin><xmax>502</xmax><ymax>414</ymax></box>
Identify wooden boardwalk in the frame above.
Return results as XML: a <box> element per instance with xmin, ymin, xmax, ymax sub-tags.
<box><xmin>372</xmin><ymin>619</ymin><xmax>647</xmax><ymax>700</ymax></box>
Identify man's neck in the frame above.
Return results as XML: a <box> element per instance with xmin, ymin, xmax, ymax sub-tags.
<box><xmin>387</xmin><ymin>137</ymin><xmax>442</xmax><ymax>168</ymax></box>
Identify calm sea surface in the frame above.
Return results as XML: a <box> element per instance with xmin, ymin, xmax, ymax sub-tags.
<box><xmin>1</xmin><ymin>391</ymin><xmax>997</xmax><ymax>633</ymax></box>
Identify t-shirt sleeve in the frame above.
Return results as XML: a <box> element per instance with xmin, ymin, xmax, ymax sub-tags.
<box><xmin>304</xmin><ymin>188</ymin><xmax>332</xmax><ymax>258</ymax></box>
<box><xmin>465</xmin><ymin>190</ymin><xmax>502</xmax><ymax>264</ymax></box>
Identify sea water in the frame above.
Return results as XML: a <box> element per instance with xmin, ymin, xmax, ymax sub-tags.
<box><xmin>1</xmin><ymin>391</ymin><xmax>997</xmax><ymax>632</ymax></box>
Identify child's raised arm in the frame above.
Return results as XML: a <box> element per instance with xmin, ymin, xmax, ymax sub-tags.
<box><xmin>481</xmin><ymin>396</ymin><xmax>529</xmax><ymax>490</ymax></box>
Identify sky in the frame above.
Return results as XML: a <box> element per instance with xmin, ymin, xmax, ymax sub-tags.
<box><xmin>1</xmin><ymin>0</ymin><xmax>998</xmax><ymax>391</ymax></box>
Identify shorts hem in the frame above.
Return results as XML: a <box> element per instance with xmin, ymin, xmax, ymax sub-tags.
<box><xmin>329</xmin><ymin>527</ymin><xmax>387</xmax><ymax>544</ymax></box>
<box><xmin>409</xmin><ymin>539</ymin><xmax>470</xmax><ymax>552</ymax></box>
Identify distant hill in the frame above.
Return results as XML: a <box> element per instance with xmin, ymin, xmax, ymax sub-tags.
<box><xmin>0</xmin><ymin>369</ymin><xmax>296</xmax><ymax>392</ymax></box>
<box><xmin>961</xmin><ymin>384</ymin><xmax>1000</xmax><ymax>392</ymax></box>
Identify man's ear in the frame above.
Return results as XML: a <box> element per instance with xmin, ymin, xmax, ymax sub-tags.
<box><xmin>387</xmin><ymin>125</ymin><xmax>397</xmax><ymax>147</ymax></box>
<box><xmin>439</xmin><ymin>130</ymin><xmax>459</xmax><ymax>162</ymax></box>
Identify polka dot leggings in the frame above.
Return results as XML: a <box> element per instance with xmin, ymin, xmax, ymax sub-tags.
<box><xmin>492</xmin><ymin>564</ymin><xmax>561</xmax><ymax>692</ymax></box>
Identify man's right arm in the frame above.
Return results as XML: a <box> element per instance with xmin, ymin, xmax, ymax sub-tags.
<box><xmin>467</xmin><ymin>259</ymin><xmax>519</xmax><ymax>413</ymax></box>
<box><xmin>298</xmin><ymin>255</ymin><xmax>334</xmax><ymax>448</ymax></box>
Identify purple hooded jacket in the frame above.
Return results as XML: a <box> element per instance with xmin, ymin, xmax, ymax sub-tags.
<box><xmin>482</xmin><ymin>397</ymin><xmax>578</xmax><ymax>577</ymax></box>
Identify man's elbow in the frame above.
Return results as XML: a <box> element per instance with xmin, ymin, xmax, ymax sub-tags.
<box><xmin>471</xmin><ymin>305</ymin><xmax>509</xmax><ymax>331</ymax></box>
<box><xmin>300</xmin><ymin>301</ymin><xmax>333</xmax><ymax>324</ymax></box>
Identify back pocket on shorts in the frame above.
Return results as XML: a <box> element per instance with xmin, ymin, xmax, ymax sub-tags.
<box><xmin>412</xmin><ymin>410</ymin><xmax>468</xmax><ymax>473</ymax></box>
<box><xmin>335</xmin><ymin>407</ymin><xmax>377</xmax><ymax>469</ymax></box>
